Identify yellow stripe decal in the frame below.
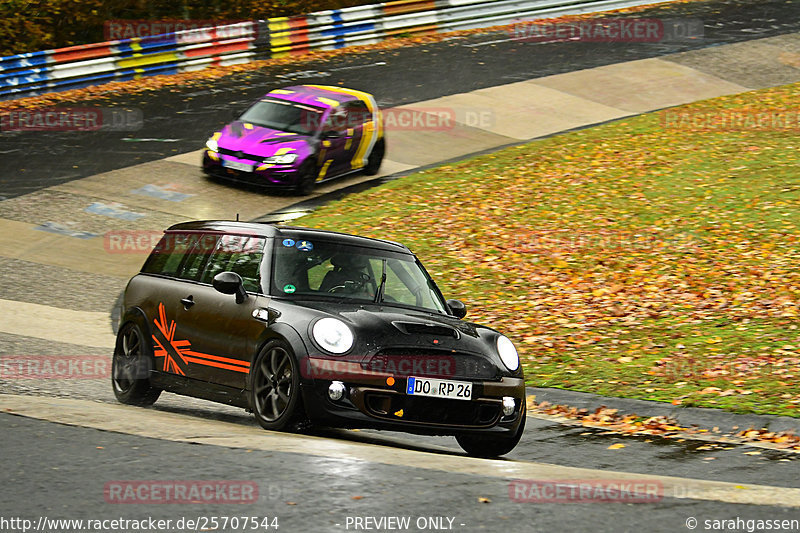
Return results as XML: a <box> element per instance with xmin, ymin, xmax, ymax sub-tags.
<box><xmin>316</xmin><ymin>97</ymin><xmax>339</xmax><ymax>107</ymax></box>
<box><xmin>305</xmin><ymin>85</ymin><xmax>382</xmax><ymax>169</ymax></box>
<box><xmin>318</xmin><ymin>159</ymin><xmax>333</xmax><ymax>181</ymax></box>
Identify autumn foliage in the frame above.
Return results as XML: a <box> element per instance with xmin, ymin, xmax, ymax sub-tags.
<box><xmin>0</xmin><ymin>0</ymin><xmax>373</xmax><ymax>56</ymax></box>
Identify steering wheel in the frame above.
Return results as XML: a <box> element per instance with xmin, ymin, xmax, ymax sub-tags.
<box><xmin>327</xmin><ymin>272</ymin><xmax>371</xmax><ymax>293</ymax></box>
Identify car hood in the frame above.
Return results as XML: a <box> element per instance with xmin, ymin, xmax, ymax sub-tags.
<box><xmin>271</xmin><ymin>299</ymin><xmax>509</xmax><ymax>375</ymax></box>
<box><xmin>218</xmin><ymin>121</ymin><xmax>312</xmax><ymax>157</ymax></box>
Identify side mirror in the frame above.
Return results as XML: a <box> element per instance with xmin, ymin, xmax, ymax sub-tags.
<box><xmin>446</xmin><ymin>299</ymin><xmax>467</xmax><ymax>319</ymax></box>
<box><xmin>213</xmin><ymin>271</ymin><xmax>248</xmax><ymax>304</ymax></box>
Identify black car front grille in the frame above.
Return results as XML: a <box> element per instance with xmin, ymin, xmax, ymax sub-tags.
<box><xmin>364</xmin><ymin>392</ymin><xmax>501</xmax><ymax>427</ymax></box>
<box><xmin>206</xmin><ymin>165</ymin><xmax>258</xmax><ymax>182</ymax></box>
<box><xmin>367</xmin><ymin>349</ymin><xmax>498</xmax><ymax>380</ymax></box>
<box><xmin>205</xmin><ymin>165</ymin><xmax>296</xmax><ymax>187</ymax></box>
<box><xmin>218</xmin><ymin>147</ymin><xmax>263</xmax><ymax>162</ymax></box>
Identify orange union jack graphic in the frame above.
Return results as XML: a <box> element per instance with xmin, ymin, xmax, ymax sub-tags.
<box><xmin>152</xmin><ymin>302</ymin><xmax>250</xmax><ymax>375</ymax></box>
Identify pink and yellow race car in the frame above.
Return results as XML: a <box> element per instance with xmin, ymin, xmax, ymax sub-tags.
<box><xmin>202</xmin><ymin>85</ymin><xmax>385</xmax><ymax>195</ymax></box>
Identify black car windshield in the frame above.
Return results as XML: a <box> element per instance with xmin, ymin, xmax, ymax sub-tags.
<box><xmin>271</xmin><ymin>238</ymin><xmax>447</xmax><ymax>314</ymax></box>
<box><xmin>238</xmin><ymin>98</ymin><xmax>324</xmax><ymax>135</ymax></box>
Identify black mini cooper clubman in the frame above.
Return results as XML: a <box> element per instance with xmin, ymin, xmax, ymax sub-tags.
<box><xmin>112</xmin><ymin>221</ymin><xmax>526</xmax><ymax>457</ymax></box>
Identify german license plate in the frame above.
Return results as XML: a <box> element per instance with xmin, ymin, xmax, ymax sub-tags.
<box><xmin>222</xmin><ymin>159</ymin><xmax>253</xmax><ymax>172</ymax></box>
<box><xmin>406</xmin><ymin>376</ymin><xmax>472</xmax><ymax>401</ymax></box>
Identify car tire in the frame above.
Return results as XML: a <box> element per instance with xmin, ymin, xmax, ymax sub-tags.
<box><xmin>363</xmin><ymin>138</ymin><xmax>385</xmax><ymax>176</ymax></box>
<box><xmin>250</xmin><ymin>340</ymin><xmax>305</xmax><ymax>431</ymax></box>
<box><xmin>294</xmin><ymin>160</ymin><xmax>318</xmax><ymax>196</ymax></box>
<box><xmin>111</xmin><ymin>322</ymin><xmax>161</xmax><ymax>406</ymax></box>
<box><xmin>455</xmin><ymin>410</ymin><xmax>525</xmax><ymax>458</ymax></box>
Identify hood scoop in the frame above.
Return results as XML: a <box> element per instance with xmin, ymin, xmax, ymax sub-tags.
<box><xmin>392</xmin><ymin>321</ymin><xmax>459</xmax><ymax>339</ymax></box>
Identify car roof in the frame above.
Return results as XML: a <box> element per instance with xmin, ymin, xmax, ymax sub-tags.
<box><xmin>263</xmin><ymin>85</ymin><xmax>365</xmax><ymax>109</ymax></box>
<box><xmin>165</xmin><ymin>220</ymin><xmax>410</xmax><ymax>253</ymax></box>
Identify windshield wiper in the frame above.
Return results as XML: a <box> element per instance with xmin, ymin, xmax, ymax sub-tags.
<box><xmin>374</xmin><ymin>259</ymin><xmax>387</xmax><ymax>304</ymax></box>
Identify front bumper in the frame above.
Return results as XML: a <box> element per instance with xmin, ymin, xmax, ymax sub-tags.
<box><xmin>202</xmin><ymin>150</ymin><xmax>301</xmax><ymax>189</ymax></box>
<box><xmin>300</xmin><ymin>357</ymin><xmax>526</xmax><ymax>436</ymax></box>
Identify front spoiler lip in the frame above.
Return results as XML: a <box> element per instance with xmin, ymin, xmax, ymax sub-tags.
<box><xmin>349</xmin><ymin>386</ymin><xmax>505</xmax><ymax>429</ymax></box>
<box><xmin>303</xmin><ymin>357</ymin><xmax>525</xmax><ymax>431</ymax></box>
<box><xmin>203</xmin><ymin>151</ymin><xmax>301</xmax><ymax>187</ymax></box>
<box><xmin>203</xmin><ymin>164</ymin><xmax>300</xmax><ymax>188</ymax></box>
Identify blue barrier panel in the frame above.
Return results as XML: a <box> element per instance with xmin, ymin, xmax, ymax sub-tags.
<box><xmin>0</xmin><ymin>68</ymin><xmax>50</xmax><ymax>88</ymax></box>
<box><xmin>0</xmin><ymin>51</ymin><xmax>51</xmax><ymax>71</ymax></box>
<box><xmin>0</xmin><ymin>82</ymin><xmax>51</xmax><ymax>99</ymax></box>
<box><xmin>0</xmin><ymin>0</ymin><xmax>655</xmax><ymax>101</ymax></box>
<box><xmin>320</xmin><ymin>11</ymin><xmax>375</xmax><ymax>50</ymax></box>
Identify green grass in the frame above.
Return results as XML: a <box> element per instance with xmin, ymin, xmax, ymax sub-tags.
<box><xmin>297</xmin><ymin>82</ymin><xmax>800</xmax><ymax>417</ymax></box>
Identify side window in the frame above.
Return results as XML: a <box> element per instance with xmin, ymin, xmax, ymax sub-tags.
<box><xmin>141</xmin><ymin>233</ymin><xmax>213</xmax><ymax>278</ymax></box>
<box><xmin>324</xmin><ymin>107</ymin><xmax>348</xmax><ymax>134</ymax></box>
<box><xmin>201</xmin><ymin>235</ymin><xmax>266</xmax><ymax>293</ymax></box>
<box><xmin>176</xmin><ymin>234</ymin><xmax>220</xmax><ymax>282</ymax></box>
<box><xmin>345</xmin><ymin>101</ymin><xmax>371</xmax><ymax>128</ymax></box>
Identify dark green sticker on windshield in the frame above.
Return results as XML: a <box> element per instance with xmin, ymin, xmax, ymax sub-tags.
<box><xmin>283</xmin><ymin>284</ymin><xmax>296</xmax><ymax>294</ymax></box>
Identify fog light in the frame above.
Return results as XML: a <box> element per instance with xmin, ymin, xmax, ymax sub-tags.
<box><xmin>328</xmin><ymin>381</ymin><xmax>346</xmax><ymax>401</ymax></box>
<box><xmin>502</xmin><ymin>397</ymin><xmax>515</xmax><ymax>416</ymax></box>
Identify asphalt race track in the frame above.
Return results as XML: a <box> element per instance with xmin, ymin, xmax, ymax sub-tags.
<box><xmin>1</xmin><ymin>0</ymin><xmax>800</xmax><ymax>531</ymax></box>
<box><xmin>2</xmin><ymin>0</ymin><xmax>800</xmax><ymax>199</ymax></box>
<box><xmin>3</xmin><ymin>410</ymin><xmax>800</xmax><ymax>532</ymax></box>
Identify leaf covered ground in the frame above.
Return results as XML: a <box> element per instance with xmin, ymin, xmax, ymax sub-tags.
<box><xmin>298</xmin><ymin>82</ymin><xmax>800</xmax><ymax>417</ymax></box>
<box><xmin>527</xmin><ymin>397</ymin><xmax>800</xmax><ymax>452</ymax></box>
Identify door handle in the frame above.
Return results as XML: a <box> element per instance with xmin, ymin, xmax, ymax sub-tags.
<box><xmin>181</xmin><ymin>296</ymin><xmax>195</xmax><ymax>309</ymax></box>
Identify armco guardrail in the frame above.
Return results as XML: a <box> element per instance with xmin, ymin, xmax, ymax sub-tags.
<box><xmin>0</xmin><ymin>0</ymin><xmax>654</xmax><ymax>101</ymax></box>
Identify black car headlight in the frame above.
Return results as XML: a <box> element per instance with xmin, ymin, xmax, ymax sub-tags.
<box><xmin>312</xmin><ymin>318</ymin><xmax>354</xmax><ymax>354</ymax></box>
<box><xmin>496</xmin><ymin>335</ymin><xmax>519</xmax><ymax>371</ymax></box>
